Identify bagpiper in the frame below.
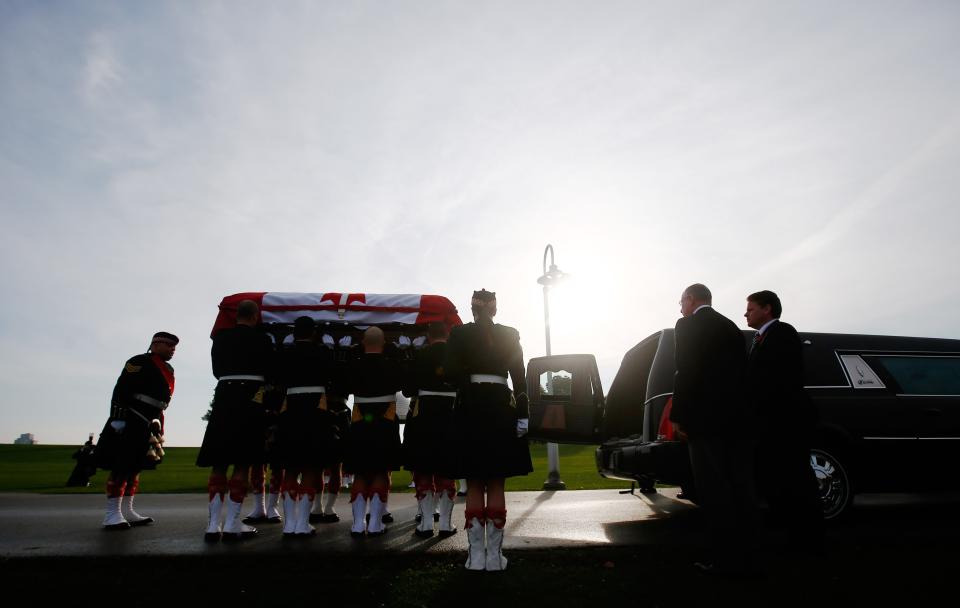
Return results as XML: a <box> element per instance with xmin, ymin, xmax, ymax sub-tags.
<box><xmin>98</xmin><ymin>331</ymin><xmax>178</xmax><ymax>530</ymax></box>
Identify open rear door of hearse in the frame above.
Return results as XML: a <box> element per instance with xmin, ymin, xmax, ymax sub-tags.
<box><xmin>526</xmin><ymin>354</ymin><xmax>606</xmax><ymax>444</ymax></box>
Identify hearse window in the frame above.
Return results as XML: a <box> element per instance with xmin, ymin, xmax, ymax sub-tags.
<box><xmin>803</xmin><ymin>348</ymin><xmax>849</xmax><ymax>387</ymax></box>
<box><xmin>872</xmin><ymin>356</ymin><xmax>960</xmax><ymax>396</ymax></box>
<box><xmin>839</xmin><ymin>355</ymin><xmax>886</xmax><ymax>389</ymax></box>
<box><xmin>539</xmin><ymin>370</ymin><xmax>573</xmax><ymax>400</ymax></box>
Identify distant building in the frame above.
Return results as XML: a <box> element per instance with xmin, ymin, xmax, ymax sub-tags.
<box><xmin>14</xmin><ymin>433</ymin><xmax>37</xmax><ymax>445</ymax></box>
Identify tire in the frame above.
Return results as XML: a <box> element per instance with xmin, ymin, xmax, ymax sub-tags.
<box><xmin>809</xmin><ymin>447</ymin><xmax>853</xmax><ymax>521</ymax></box>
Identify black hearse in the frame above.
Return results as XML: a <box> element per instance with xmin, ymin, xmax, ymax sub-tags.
<box><xmin>526</xmin><ymin>330</ymin><xmax>960</xmax><ymax>519</ymax></box>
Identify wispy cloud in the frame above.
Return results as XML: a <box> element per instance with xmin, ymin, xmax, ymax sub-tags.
<box><xmin>81</xmin><ymin>32</ymin><xmax>122</xmax><ymax>105</ymax></box>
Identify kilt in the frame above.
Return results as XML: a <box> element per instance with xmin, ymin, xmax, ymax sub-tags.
<box><xmin>446</xmin><ymin>383</ymin><xmax>532</xmax><ymax>480</ymax></box>
<box><xmin>96</xmin><ymin>404</ymin><xmax>162</xmax><ymax>473</ymax></box>
<box><xmin>343</xmin><ymin>402</ymin><xmax>401</xmax><ymax>474</ymax></box>
<box><xmin>196</xmin><ymin>380</ymin><xmax>270</xmax><ymax>468</ymax></box>
<box><xmin>274</xmin><ymin>393</ymin><xmax>342</xmax><ymax>470</ymax></box>
<box><xmin>402</xmin><ymin>394</ymin><xmax>456</xmax><ymax>474</ymax></box>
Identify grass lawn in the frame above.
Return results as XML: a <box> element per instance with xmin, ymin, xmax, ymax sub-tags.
<box><xmin>0</xmin><ymin>442</ymin><xmax>632</xmax><ymax>493</ymax></box>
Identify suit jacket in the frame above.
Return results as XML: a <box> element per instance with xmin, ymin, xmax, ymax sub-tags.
<box><xmin>669</xmin><ymin>306</ymin><xmax>747</xmax><ymax>438</ymax></box>
<box><xmin>746</xmin><ymin>320</ymin><xmax>816</xmax><ymax>440</ymax></box>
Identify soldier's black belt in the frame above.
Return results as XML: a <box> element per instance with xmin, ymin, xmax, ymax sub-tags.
<box><xmin>133</xmin><ymin>393</ymin><xmax>168</xmax><ymax>410</ymax></box>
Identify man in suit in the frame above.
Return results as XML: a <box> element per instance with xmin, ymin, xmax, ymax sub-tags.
<box><xmin>744</xmin><ymin>290</ymin><xmax>823</xmax><ymax>547</ymax></box>
<box><xmin>670</xmin><ymin>283</ymin><xmax>758</xmax><ymax>575</ymax></box>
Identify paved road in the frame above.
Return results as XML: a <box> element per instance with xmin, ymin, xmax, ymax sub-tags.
<box><xmin>3</xmin><ymin>489</ymin><xmax>959</xmax><ymax>558</ymax></box>
<box><xmin>0</xmin><ymin>488</ymin><xmax>699</xmax><ymax>557</ymax></box>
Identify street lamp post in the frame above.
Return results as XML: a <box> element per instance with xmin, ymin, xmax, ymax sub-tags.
<box><xmin>538</xmin><ymin>244</ymin><xmax>567</xmax><ymax>491</ymax></box>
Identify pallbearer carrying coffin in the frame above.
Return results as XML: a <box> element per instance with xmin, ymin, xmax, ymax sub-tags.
<box><xmin>197</xmin><ymin>299</ymin><xmax>275</xmax><ymax>541</ymax></box>
<box><xmin>403</xmin><ymin>322</ymin><xmax>459</xmax><ymax>537</ymax></box>
<box><xmin>343</xmin><ymin>327</ymin><xmax>403</xmax><ymax>537</ymax></box>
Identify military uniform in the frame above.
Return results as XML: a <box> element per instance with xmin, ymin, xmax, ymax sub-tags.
<box><xmin>98</xmin><ymin>332</ymin><xmax>177</xmax><ymax>530</ymax></box>
<box><xmin>444</xmin><ymin>311</ymin><xmax>531</xmax><ymax>571</ymax></box>
<box><xmin>444</xmin><ymin>323</ymin><xmax>532</xmax><ymax>479</ymax></box>
<box><xmin>98</xmin><ymin>353</ymin><xmax>173</xmax><ymax>473</ymax></box>
<box><xmin>310</xmin><ymin>334</ymin><xmax>354</xmax><ymax>524</ymax></box>
<box><xmin>197</xmin><ymin>325</ymin><xmax>275</xmax><ymax>467</ymax></box>
<box><xmin>275</xmin><ymin>333</ymin><xmax>338</xmax><ymax>536</ymax></box>
<box><xmin>402</xmin><ymin>340</ymin><xmax>458</xmax><ymax>536</ymax></box>
<box><xmin>343</xmin><ymin>350</ymin><xmax>403</xmax><ymax>535</ymax></box>
<box><xmin>198</xmin><ymin>324</ymin><xmax>274</xmax><ymax>540</ymax></box>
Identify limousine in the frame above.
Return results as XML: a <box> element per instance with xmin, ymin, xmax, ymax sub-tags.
<box><xmin>525</xmin><ymin>330</ymin><xmax>960</xmax><ymax>519</ymax></box>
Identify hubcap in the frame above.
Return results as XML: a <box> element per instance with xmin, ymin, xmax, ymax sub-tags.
<box><xmin>810</xmin><ymin>449</ymin><xmax>849</xmax><ymax>519</ymax></box>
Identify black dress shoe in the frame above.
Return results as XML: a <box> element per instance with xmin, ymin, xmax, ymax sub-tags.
<box><xmin>437</xmin><ymin>527</ymin><xmax>458</xmax><ymax>538</ymax></box>
<box><xmin>203</xmin><ymin>531</ymin><xmax>221</xmax><ymax>543</ymax></box>
<box><xmin>382</xmin><ymin>512</ymin><xmax>394</xmax><ymax>524</ymax></box>
<box><xmin>414</xmin><ymin>528</ymin><xmax>434</xmax><ymax>538</ymax></box>
<box><xmin>128</xmin><ymin>517</ymin><xmax>154</xmax><ymax>527</ymax></box>
<box><xmin>433</xmin><ymin>512</ymin><xmax>440</xmax><ymax>522</ymax></box>
<box><xmin>222</xmin><ymin>529</ymin><xmax>258</xmax><ymax>542</ymax></box>
<box><xmin>309</xmin><ymin>513</ymin><xmax>324</xmax><ymax>524</ymax></box>
<box><xmin>103</xmin><ymin>522</ymin><xmax>131</xmax><ymax>531</ymax></box>
<box><xmin>320</xmin><ymin>513</ymin><xmax>340</xmax><ymax>524</ymax></box>
<box><xmin>265</xmin><ymin>516</ymin><xmax>282</xmax><ymax>524</ymax></box>
<box><xmin>350</xmin><ymin>531</ymin><xmax>365</xmax><ymax>539</ymax></box>
<box><xmin>242</xmin><ymin>515</ymin><xmax>267</xmax><ymax>525</ymax></box>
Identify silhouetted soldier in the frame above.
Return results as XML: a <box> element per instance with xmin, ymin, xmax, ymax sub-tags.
<box><xmin>445</xmin><ymin>289</ymin><xmax>532</xmax><ymax>571</ymax></box>
<box><xmin>197</xmin><ymin>299</ymin><xmax>274</xmax><ymax>541</ymax></box>
<box><xmin>67</xmin><ymin>434</ymin><xmax>97</xmax><ymax>488</ymax></box>
<box><xmin>98</xmin><ymin>331</ymin><xmax>177</xmax><ymax>529</ymax></box>
<box><xmin>403</xmin><ymin>322</ymin><xmax>459</xmax><ymax>537</ymax></box>
<box><xmin>343</xmin><ymin>327</ymin><xmax>403</xmax><ymax>537</ymax></box>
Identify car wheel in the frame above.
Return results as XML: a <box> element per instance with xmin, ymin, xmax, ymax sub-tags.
<box><xmin>810</xmin><ymin>448</ymin><xmax>852</xmax><ymax>520</ymax></box>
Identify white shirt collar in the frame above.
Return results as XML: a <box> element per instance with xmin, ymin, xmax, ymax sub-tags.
<box><xmin>693</xmin><ymin>304</ymin><xmax>711</xmax><ymax>315</ymax></box>
<box><xmin>757</xmin><ymin>318</ymin><xmax>778</xmax><ymax>335</ymax></box>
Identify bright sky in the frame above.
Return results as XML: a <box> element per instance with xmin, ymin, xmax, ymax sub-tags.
<box><xmin>2</xmin><ymin>1</ymin><xmax>959</xmax><ymax>446</ymax></box>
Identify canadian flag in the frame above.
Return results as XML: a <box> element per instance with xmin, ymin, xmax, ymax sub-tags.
<box><xmin>211</xmin><ymin>292</ymin><xmax>461</xmax><ymax>336</ymax></box>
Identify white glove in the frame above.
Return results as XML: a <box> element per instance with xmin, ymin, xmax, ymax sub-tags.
<box><xmin>110</xmin><ymin>420</ymin><xmax>126</xmax><ymax>433</ymax></box>
<box><xmin>338</xmin><ymin>336</ymin><xmax>353</xmax><ymax>347</ymax></box>
<box><xmin>516</xmin><ymin>418</ymin><xmax>529</xmax><ymax>438</ymax></box>
<box><xmin>398</xmin><ymin>336</ymin><xmax>412</xmax><ymax>347</ymax></box>
<box><xmin>321</xmin><ymin>334</ymin><xmax>335</xmax><ymax>346</ymax></box>
<box><xmin>412</xmin><ymin>336</ymin><xmax>427</xmax><ymax>347</ymax></box>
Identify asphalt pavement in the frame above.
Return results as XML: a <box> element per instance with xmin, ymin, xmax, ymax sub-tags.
<box><xmin>3</xmin><ymin>488</ymin><xmax>959</xmax><ymax>559</ymax></box>
<box><xmin>0</xmin><ymin>488</ymin><xmax>699</xmax><ymax>557</ymax></box>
